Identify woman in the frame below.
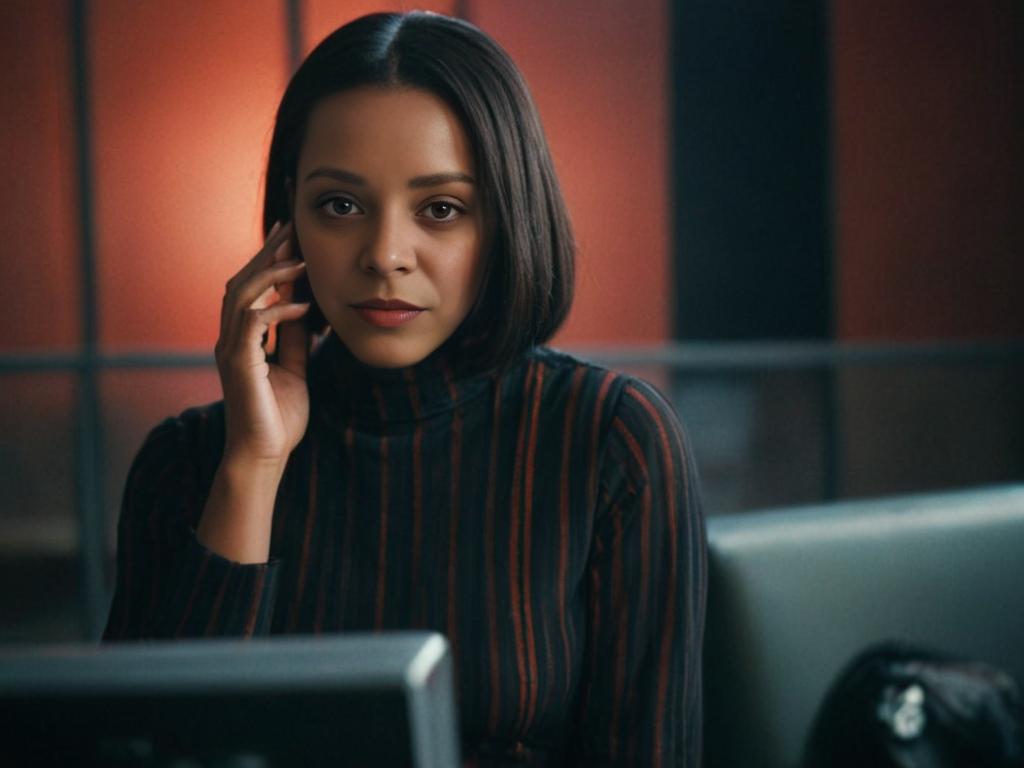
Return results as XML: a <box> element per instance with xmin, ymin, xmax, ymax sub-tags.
<box><xmin>104</xmin><ymin>11</ymin><xmax>706</xmax><ymax>767</ymax></box>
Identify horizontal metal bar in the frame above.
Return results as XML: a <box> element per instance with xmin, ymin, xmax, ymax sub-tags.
<box><xmin>1</xmin><ymin>340</ymin><xmax>1023</xmax><ymax>375</ymax></box>
<box><xmin>570</xmin><ymin>340</ymin><xmax>1024</xmax><ymax>370</ymax></box>
<box><xmin>0</xmin><ymin>352</ymin><xmax>215</xmax><ymax>373</ymax></box>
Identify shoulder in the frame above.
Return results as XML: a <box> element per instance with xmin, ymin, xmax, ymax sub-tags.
<box><xmin>525</xmin><ymin>347</ymin><xmax>681</xmax><ymax>426</ymax></box>
<box><xmin>528</xmin><ymin>349</ymin><xmax>694</xmax><ymax>497</ymax></box>
<box><xmin>524</xmin><ymin>346</ymin><xmax>627</xmax><ymax>401</ymax></box>
<box><xmin>521</xmin><ymin>347</ymin><xmax>689</xmax><ymax>457</ymax></box>
<box><xmin>605</xmin><ymin>376</ymin><xmax>693</xmax><ymax>489</ymax></box>
<box><xmin>129</xmin><ymin>401</ymin><xmax>225</xmax><ymax>490</ymax></box>
<box><xmin>140</xmin><ymin>400</ymin><xmax>224</xmax><ymax>452</ymax></box>
<box><xmin>523</xmin><ymin>348</ymin><xmax>700</xmax><ymax>514</ymax></box>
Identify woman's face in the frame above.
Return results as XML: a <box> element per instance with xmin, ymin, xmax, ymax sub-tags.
<box><xmin>292</xmin><ymin>86</ymin><xmax>485</xmax><ymax>368</ymax></box>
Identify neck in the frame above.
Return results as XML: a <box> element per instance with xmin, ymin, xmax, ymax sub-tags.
<box><xmin>308</xmin><ymin>331</ymin><xmax>494</xmax><ymax>427</ymax></box>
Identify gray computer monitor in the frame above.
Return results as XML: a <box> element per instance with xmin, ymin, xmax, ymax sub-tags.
<box><xmin>0</xmin><ymin>631</ymin><xmax>460</xmax><ymax>767</ymax></box>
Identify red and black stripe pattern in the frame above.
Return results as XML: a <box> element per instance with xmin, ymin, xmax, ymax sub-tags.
<box><xmin>104</xmin><ymin>333</ymin><xmax>706</xmax><ymax>767</ymax></box>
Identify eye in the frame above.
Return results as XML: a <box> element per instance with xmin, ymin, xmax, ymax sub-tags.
<box><xmin>318</xmin><ymin>196</ymin><xmax>363</xmax><ymax>218</ymax></box>
<box><xmin>420</xmin><ymin>200</ymin><xmax>464</xmax><ymax>222</ymax></box>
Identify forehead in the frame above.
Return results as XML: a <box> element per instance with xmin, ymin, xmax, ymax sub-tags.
<box><xmin>297</xmin><ymin>86</ymin><xmax>475</xmax><ymax>180</ymax></box>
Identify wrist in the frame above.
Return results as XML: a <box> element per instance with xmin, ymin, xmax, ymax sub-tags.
<box><xmin>198</xmin><ymin>453</ymin><xmax>285</xmax><ymax>565</ymax></box>
<box><xmin>220</xmin><ymin>450</ymin><xmax>289</xmax><ymax>482</ymax></box>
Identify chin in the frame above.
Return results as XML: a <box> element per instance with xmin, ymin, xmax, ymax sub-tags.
<box><xmin>340</xmin><ymin>333</ymin><xmax>435</xmax><ymax>370</ymax></box>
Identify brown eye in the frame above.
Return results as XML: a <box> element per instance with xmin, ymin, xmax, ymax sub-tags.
<box><xmin>423</xmin><ymin>201</ymin><xmax>460</xmax><ymax>221</ymax></box>
<box><xmin>320</xmin><ymin>196</ymin><xmax>362</xmax><ymax>217</ymax></box>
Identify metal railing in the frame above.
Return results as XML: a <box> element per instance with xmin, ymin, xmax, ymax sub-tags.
<box><xmin>3</xmin><ymin>339</ymin><xmax>1022</xmax><ymax>639</ymax></box>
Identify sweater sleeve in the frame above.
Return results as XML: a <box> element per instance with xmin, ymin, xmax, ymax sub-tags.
<box><xmin>571</xmin><ymin>378</ymin><xmax>707</xmax><ymax>767</ymax></box>
<box><xmin>102</xmin><ymin>405</ymin><xmax>280</xmax><ymax>641</ymax></box>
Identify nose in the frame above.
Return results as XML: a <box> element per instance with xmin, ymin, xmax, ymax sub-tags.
<box><xmin>358</xmin><ymin>208</ymin><xmax>417</xmax><ymax>277</ymax></box>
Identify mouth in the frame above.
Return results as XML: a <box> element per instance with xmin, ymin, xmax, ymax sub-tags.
<box><xmin>350</xmin><ymin>298</ymin><xmax>426</xmax><ymax>328</ymax></box>
<box><xmin>351</xmin><ymin>298</ymin><xmax>425</xmax><ymax>311</ymax></box>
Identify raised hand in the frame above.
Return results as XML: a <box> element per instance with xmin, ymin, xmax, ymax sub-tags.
<box><xmin>197</xmin><ymin>221</ymin><xmax>312</xmax><ymax>563</ymax></box>
<box><xmin>214</xmin><ymin>220</ymin><xmax>311</xmax><ymax>466</ymax></box>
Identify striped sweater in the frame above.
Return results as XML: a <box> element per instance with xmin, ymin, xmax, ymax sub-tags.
<box><xmin>104</xmin><ymin>332</ymin><xmax>707</xmax><ymax>767</ymax></box>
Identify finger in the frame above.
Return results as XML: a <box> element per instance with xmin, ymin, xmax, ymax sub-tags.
<box><xmin>276</xmin><ymin>269</ymin><xmax>294</xmax><ymax>303</ymax></box>
<box><xmin>228</xmin><ymin>221</ymin><xmax>294</xmax><ymax>290</ymax></box>
<box><xmin>232</xmin><ymin>260</ymin><xmax>306</xmax><ymax>312</ymax></box>
<box><xmin>221</xmin><ymin>259</ymin><xmax>302</xmax><ymax>351</ymax></box>
<box><xmin>252</xmin><ymin>284</ymin><xmax>279</xmax><ymax>311</ymax></box>
<box><xmin>250</xmin><ymin>302</ymin><xmax>311</xmax><ymax>332</ymax></box>
<box><xmin>264</xmin><ymin>219</ymin><xmax>291</xmax><ymax>249</ymax></box>
<box><xmin>265</xmin><ymin>220</ymin><xmax>293</xmax><ymax>258</ymax></box>
<box><xmin>270</xmin><ymin>229</ymin><xmax>296</xmax><ymax>265</ymax></box>
<box><xmin>228</xmin><ymin>302</ymin><xmax>308</xmax><ymax>364</ymax></box>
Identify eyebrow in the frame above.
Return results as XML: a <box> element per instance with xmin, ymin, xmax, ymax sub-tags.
<box><xmin>303</xmin><ymin>167</ymin><xmax>475</xmax><ymax>188</ymax></box>
<box><xmin>301</xmin><ymin>165</ymin><xmax>473</xmax><ymax>188</ymax></box>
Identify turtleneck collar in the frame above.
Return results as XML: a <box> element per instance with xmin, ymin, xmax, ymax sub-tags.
<box><xmin>308</xmin><ymin>331</ymin><xmax>495</xmax><ymax>429</ymax></box>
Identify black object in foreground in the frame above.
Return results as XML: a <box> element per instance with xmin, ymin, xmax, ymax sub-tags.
<box><xmin>0</xmin><ymin>632</ymin><xmax>459</xmax><ymax>767</ymax></box>
<box><xmin>803</xmin><ymin>640</ymin><xmax>1024</xmax><ymax>768</ymax></box>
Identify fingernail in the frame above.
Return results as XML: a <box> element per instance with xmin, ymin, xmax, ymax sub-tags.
<box><xmin>269</xmin><ymin>220</ymin><xmax>282</xmax><ymax>236</ymax></box>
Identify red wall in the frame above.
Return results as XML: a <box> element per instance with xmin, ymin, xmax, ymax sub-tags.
<box><xmin>471</xmin><ymin>0</ymin><xmax>671</xmax><ymax>344</ymax></box>
<box><xmin>833</xmin><ymin>0</ymin><xmax>1024</xmax><ymax>340</ymax></box>
<box><xmin>91</xmin><ymin>0</ymin><xmax>287</xmax><ymax>350</ymax></box>
<box><xmin>1</xmin><ymin>0</ymin><xmax>671</xmax><ymax>354</ymax></box>
<box><xmin>4</xmin><ymin>1</ymin><xmax>1021</xmax><ymax>354</ymax></box>
<box><xmin>0</xmin><ymin>1</ymin><xmax>79</xmax><ymax>350</ymax></box>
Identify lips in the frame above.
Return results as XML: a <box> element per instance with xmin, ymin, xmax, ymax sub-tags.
<box><xmin>350</xmin><ymin>298</ymin><xmax>425</xmax><ymax>328</ymax></box>
<box><xmin>352</xmin><ymin>298</ymin><xmax>425</xmax><ymax>311</ymax></box>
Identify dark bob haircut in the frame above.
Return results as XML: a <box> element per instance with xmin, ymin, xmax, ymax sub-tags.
<box><xmin>263</xmin><ymin>11</ymin><xmax>574</xmax><ymax>372</ymax></box>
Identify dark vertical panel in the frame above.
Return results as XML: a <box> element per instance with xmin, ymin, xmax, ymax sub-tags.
<box><xmin>672</xmin><ymin>0</ymin><xmax>831</xmax><ymax>339</ymax></box>
<box><xmin>71</xmin><ymin>0</ymin><xmax>107</xmax><ymax>640</ymax></box>
<box><xmin>285</xmin><ymin>0</ymin><xmax>304</xmax><ymax>72</ymax></box>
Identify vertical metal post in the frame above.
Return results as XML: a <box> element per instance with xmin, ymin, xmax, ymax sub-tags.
<box><xmin>70</xmin><ymin>0</ymin><xmax>107</xmax><ymax>640</ymax></box>
<box><xmin>821</xmin><ymin>0</ymin><xmax>840</xmax><ymax>502</ymax></box>
<box><xmin>285</xmin><ymin>0</ymin><xmax>303</xmax><ymax>72</ymax></box>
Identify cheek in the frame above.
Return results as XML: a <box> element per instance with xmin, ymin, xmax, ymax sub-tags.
<box><xmin>295</xmin><ymin>232</ymin><xmax>343</xmax><ymax>306</ymax></box>
<box><xmin>443</xmin><ymin>235</ymin><xmax>485</xmax><ymax>299</ymax></box>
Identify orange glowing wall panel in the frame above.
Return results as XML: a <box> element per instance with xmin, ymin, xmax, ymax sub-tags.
<box><xmin>92</xmin><ymin>0</ymin><xmax>288</xmax><ymax>350</ymax></box>
<box><xmin>833</xmin><ymin>0</ymin><xmax>1024</xmax><ymax>340</ymax></box>
<box><xmin>473</xmin><ymin>0</ymin><xmax>671</xmax><ymax>344</ymax></box>
<box><xmin>6</xmin><ymin>2</ymin><xmax>671</xmax><ymax>355</ymax></box>
<box><xmin>0</xmin><ymin>1</ymin><xmax>79</xmax><ymax>351</ymax></box>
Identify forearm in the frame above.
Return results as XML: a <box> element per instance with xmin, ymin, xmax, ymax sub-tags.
<box><xmin>196</xmin><ymin>454</ymin><xmax>286</xmax><ymax>564</ymax></box>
